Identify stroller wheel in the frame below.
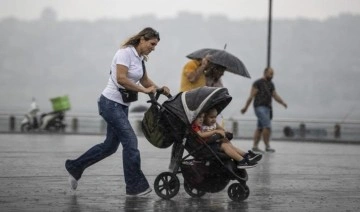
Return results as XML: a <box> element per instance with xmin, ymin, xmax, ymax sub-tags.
<box><xmin>242</xmin><ymin>184</ymin><xmax>250</xmax><ymax>199</ymax></box>
<box><xmin>154</xmin><ymin>172</ymin><xmax>180</xmax><ymax>200</ymax></box>
<box><xmin>184</xmin><ymin>180</ymin><xmax>206</xmax><ymax>198</ymax></box>
<box><xmin>227</xmin><ymin>183</ymin><xmax>249</xmax><ymax>202</ymax></box>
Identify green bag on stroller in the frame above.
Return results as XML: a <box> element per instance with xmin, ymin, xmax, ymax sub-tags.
<box><xmin>141</xmin><ymin>104</ymin><xmax>173</xmax><ymax>148</ymax></box>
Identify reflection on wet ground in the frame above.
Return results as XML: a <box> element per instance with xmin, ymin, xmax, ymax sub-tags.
<box><xmin>0</xmin><ymin>134</ymin><xmax>359</xmax><ymax>211</ymax></box>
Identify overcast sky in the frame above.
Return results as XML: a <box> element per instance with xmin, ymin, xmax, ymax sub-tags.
<box><xmin>1</xmin><ymin>0</ymin><xmax>360</xmax><ymax>21</ymax></box>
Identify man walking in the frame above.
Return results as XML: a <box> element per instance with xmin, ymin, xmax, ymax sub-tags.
<box><xmin>241</xmin><ymin>67</ymin><xmax>287</xmax><ymax>153</ymax></box>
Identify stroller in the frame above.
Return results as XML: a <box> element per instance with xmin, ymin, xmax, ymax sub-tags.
<box><xmin>142</xmin><ymin>86</ymin><xmax>249</xmax><ymax>202</ymax></box>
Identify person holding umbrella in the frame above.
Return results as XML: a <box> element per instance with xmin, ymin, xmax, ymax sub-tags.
<box><xmin>240</xmin><ymin>67</ymin><xmax>287</xmax><ymax>153</ymax></box>
<box><xmin>204</xmin><ymin>63</ymin><xmax>226</xmax><ymax>87</ymax></box>
<box><xmin>179</xmin><ymin>57</ymin><xmax>226</xmax><ymax>92</ymax></box>
<box><xmin>180</xmin><ymin>48</ymin><xmax>251</xmax><ymax>92</ymax></box>
<box><xmin>179</xmin><ymin>55</ymin><xmax>211</xmax><ymax>92</ymax></box>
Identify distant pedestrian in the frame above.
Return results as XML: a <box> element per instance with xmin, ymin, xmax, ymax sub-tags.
<box><xmin>241</xmin><ymin>67</ymin><xmax>287</xmax><ymax>153</ymax></box>
<box><xmin>65</xmin><ymin>27</ymin><xmax>170</xmax><ymax>196</ymax></box>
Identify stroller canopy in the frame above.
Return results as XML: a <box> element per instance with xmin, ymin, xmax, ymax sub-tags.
<box><xmin>163</xmin><ymin>86</ymin><xmax>232</xmax><ymax>125</ymax></box>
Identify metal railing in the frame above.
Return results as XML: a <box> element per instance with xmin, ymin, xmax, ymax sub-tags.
<box><xmin>1</xmin><ymin>112</ymin><xmax>359</xmax><ymax>142</ymax></box>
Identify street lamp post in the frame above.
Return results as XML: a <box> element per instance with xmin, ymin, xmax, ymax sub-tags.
<box><xmin>267</xmin><ymin>0</ymin><xmax>273</xmax><ymax>68</ymax></box>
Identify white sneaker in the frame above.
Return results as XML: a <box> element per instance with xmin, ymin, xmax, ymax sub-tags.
<box><xmin>68</xmin><ymin>174</ymin><xmax>78</xmax><ymax>190</ymax></box>
<box><xmin>126</xmin><ymin>187</ymin><xmax>152</xmax><ymax>197</ymax></box>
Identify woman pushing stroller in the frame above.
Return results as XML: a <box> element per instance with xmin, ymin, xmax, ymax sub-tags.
<box><xmin>192</xmin><ymin>108</ymin><xmax>262</xmax><ymax>169</ymax></box>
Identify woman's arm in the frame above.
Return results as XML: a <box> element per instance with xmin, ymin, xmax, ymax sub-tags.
<box><xmin>116</xmin><ymin>64</ymin><xmax>155</xmax><ymax>93</ymax></box>
<box><xmin>140</xmin><ymin>68</ymin><xmax>170</xmax><ymax>95</ymax></box>
<box><xmin>140</xmin><ymin>70</ymin><xmax>158</xmax><ymax>88</ymax></box>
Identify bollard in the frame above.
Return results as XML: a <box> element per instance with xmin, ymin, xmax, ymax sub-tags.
<box><xmin>232</xmin><ymin>121</ymin><xmax>238</xmax><ymax>138</ymax></box>
<box><xmin>299</xmin><ymin>123</ymin><xmax>306</xmax><ymax>138</ymax></box>
<box><xmin>72</xmin><ymin>117</ymin><xmax>78</xmax><ymax>133</ymax></box>
<box><xmin>283</xmin><ymin>126</ymin><xmax>294</xmax><ymax>138</ymax></box>
<box><xmin>334</xmin><ymin>123</ymin><xmax>341</xmax><ymax>138</ymax></box>
<box><xmin>9</xmin><ymin>115</ymin><xmax>15</xmax><ymax>131</ymax></box>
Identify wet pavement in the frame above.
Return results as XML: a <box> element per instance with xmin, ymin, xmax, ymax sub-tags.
<box><xmin>0</xmin><ymin>133</ymin><xmax>360</xmax><ymax>212</ymax></box>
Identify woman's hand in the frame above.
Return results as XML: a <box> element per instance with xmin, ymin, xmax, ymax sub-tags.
<box><xmin>161</xmin><ymin>86</ymin><xmax>170</xmax><ymax>96</ymax></box>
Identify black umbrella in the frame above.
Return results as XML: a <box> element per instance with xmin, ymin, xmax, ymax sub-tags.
<box><xmin>186</xmin><ymin>48</ymin><xmax>218</xmax><ymax>60</ymax></box>
<box><xmin>186</xmin><ymin>48</ymin><xmax>251</xmax><ymax>78</ymax></box>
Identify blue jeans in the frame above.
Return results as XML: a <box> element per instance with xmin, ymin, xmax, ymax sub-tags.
<box><xmin>66</xmin><ymin>95</ymin><xmax>150</xmax><ymax>194</ymax></box>
<box><xmin>254</xmin><ymin>106</ymin><xmax>271</xmax><ymax>129</ymax></box>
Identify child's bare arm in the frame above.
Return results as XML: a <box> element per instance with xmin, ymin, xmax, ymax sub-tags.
<box><xmin>197</xmin><ymin>129</ymin><xmax>225</xmax><ymax>138</ymax></box>
<box><xmin>197</xmin><ymin>130</ymin><xmax>218</xmax><ymax>138</ymax></box>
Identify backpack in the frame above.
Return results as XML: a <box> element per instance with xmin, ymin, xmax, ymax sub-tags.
<box><xmin>141</xmin><ymin>104</ymin><xmax>174</xmax><ymax>148</ymax></box>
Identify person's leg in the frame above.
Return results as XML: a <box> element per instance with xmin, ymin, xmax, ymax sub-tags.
<box><xmin>253</xmin><ymin>106</ymin><xmax>265</xmax><ymax>152</ymax></box>
<box><xmin>102</xmin><ymin>100</ymin><xmax>150</xmax><ymax>195</ymax></box>
<box><xmin>65</xmin><ymin>124</ymin><xmax>119</xmax><ymax>180</ymax></box>
<box><xmin>260</xmin><ymin>107</ymin><xmax>274</xmax><ymax>152</ymax></box>
<box><xmin>253</xmin><ymin>129</ymin><xmax>262</xmax><ymax>148</ymax></box>
<box><xmin>252</xmin><ymin>129</ymin><xmax>262</xmax><ymax>150</ymax></box>
<box><xmin>263</xmin><ymin>128</ymin><xmax>271</xmax><ymax>147</ymax></box>
<box><xmin>225</xmin><ymin>140</ymin><xmax>247</xmax><ymax>156</ymax></box>
<box><xmin>65</xmin><ymin>96</ymin><xmax>121</xmax><ymax>181</ymax></box>
<box><xmin>220</xmin><ymin>143</ymin><xmax>256</xmax><ymax>169</ymax></box>
<box><xmin>220</xmin><ymin>142</ymin><xmax>243</xmax><ymax>161</ymax></box>
<box><xmin>66</xmin><ymin>95</ymin><xmax>150</xmax><ymax>194</ymax></box>
<box><xmin>119</xmin><ymin>117</ymin><xmax>150</xmax><ymax>195</ymax></box>
<box><xmin>263</xmin><ymin>127</ymin><xmax>275</xmax><ymax>152</ymax></box>
<box><xmin>224</xmin><ymin>140</ymin><xmax>262</xmax><ymax>163</ymax></box>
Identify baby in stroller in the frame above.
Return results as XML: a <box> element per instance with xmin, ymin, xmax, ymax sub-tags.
<box><xmin>192</xmin><ymin>108</ymin><xmax>262</xmax><ymax>169</ymax></box>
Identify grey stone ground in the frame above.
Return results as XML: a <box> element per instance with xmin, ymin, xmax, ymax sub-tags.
<box><xmin>0</xmin><ymin>133</ymin><xmax>360</xmax><ymax>212</ymax></box>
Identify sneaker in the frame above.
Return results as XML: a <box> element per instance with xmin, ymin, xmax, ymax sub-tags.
<box><xmin>236</xmin><ymin>160</ymin><xmax>256</xmax><ymax>169</ymax></box>
<box><xmin>68</xmin><ymin>174</ymin><xmax>78</xmax><ymax>191</ymax></box>
<box><xmin>247</xmin><ymin>154</ymin><xmax>262</xmax><ymax>164</ymax></box>
<box><xmin>265</xmin><ymin>147</ymin><xmax>276</xmax><ymax>153</ymax></box>
<box><xmin>248</xmin><ymin>150</ymin><xmax>259</xmax><ymax>157</ymax></box>
<box><xmin>252</xmin><ymin>147</ymin><xmax>264</xmax><ymax>153</ymax></box>
<box><xmin>65</xmin><ymin>160</ymin><xmax>80</xmax><ymax>190</ymax></box>
<box><xmin>247</xmin><ymin>150</ymin><xmax>262</xmax><ymax>162</ymax></box>
<box><xmin>126</xmin><ymin>187</ymin><xmax>152</xmax><ymax>197</ymax></box>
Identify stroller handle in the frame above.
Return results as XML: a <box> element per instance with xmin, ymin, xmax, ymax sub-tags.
<box><xmin>148</xmin><ymin>88</ymin><xmax>172</xmax><ymax>103</ymax></box>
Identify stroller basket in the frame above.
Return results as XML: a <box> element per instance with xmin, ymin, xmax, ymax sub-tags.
<box><xmin>181</xmin><ymin>159</ymin><xmax>230</xmax><ymax>193</ymax></box>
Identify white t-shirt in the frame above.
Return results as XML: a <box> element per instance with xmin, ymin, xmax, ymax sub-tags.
<box><xmin>102</xmin><ymin>46</ymin><xmax>144</xmax><ymax>106</ymax></box>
